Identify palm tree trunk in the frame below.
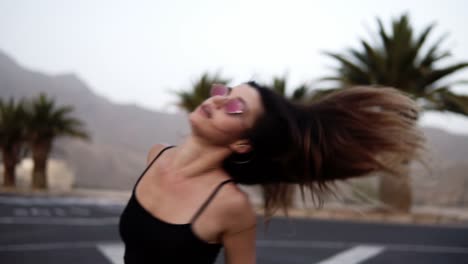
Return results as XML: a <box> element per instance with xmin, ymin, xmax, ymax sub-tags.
<box><xmin>378</xmin><ymin>161</ymin><xmax>412</xmax><ymax>212</ymax></box>
<box><xmin>2</xmin><ymin>146</ymin><xmax>18</xmax><ymax>187</ymax></box>
<box><xmin>31</xmin><ymin>139</ymin><xmax>51</xmax><ymax>189</ymax></box>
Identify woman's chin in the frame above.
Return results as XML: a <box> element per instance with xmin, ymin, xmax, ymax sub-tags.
<box><xmin>189</xmin><ymin>107</ymin><xmax>208</xmax><ymax>123</ymax></box>
<box><xmin>188</xmin><ymin>111</ymin><xmax>206</xmax><ymax>132</ymax></box>
<box><xmin>188</xmin><ymin>110</ymin><xmax>200</xmax><ymax>123</ymax></box>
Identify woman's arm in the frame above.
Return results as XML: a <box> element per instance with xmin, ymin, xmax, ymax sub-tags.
<box><xmin>221</xmin><ymin>193</ymin><xmax>257</xmax><ymax>264</ymax></box>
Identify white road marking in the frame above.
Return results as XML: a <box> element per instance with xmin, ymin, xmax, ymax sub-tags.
<box><xmin>30</xmin><ymin>207</ymin><xmax>52</xmax><ymax>217</ymax></box>
<box><xmin>13</xmin><ymin>208</ymin><xmax>29</xmax><ymax>216</ymax></box>
<box><xmin>53</xmin><ymin>207</ymin><xmax>67</xmax><ymax>216</ymax></box>
<box><xmin>0</xmin><ymin>196</ymin><xmax>126</xmax><ymax>206</ymax></box>
<box><xmin>0</xmin><ymin>240</ymin><xmax>467</xmax><ymax>255</ymax></box>
<box><xmin>0</xmin><ymin>216</ymin><xmax>119</xmax><ymax>225</ymax></box>
<box><xmin>316</xmin><ymin>245</ymin><xmax>385</xmax><ymax>264</ymax></box>
<box><xmin>0</xmin><ymin>241</ymin><xmax>126</xmax><ymax>264</ymax></box>
<box><xmin>11</xmin><ymin>206</ymin><xmax>97</xmax><ymax>218</ymax></box>
<box><xmin>69</xmin><ymin>206</ymin><xmax>91</xmax><ymax>216</ymax></box>
<box><xmin>0</xmin><ymin>240</ymin><xmax>468</xmax><ymax>264</ymax></box>
<box><xmin>256</xmin><ymin>240</ymin><xmax>468</xmax><ymax>254</ymax></box>
<box><xmin>12</xmin><ymin>207</ymin><xmax>90</xmax><ymax>218</ymax></box>
<box><xmin>30</xmin><ymin>207</ymin><xmax>40</xmax><ymax>216</ymax></box>
<box><xmin>97</xmin><ymin>242</ymin><xmax>125</xmax><ymax>264</ymax></box>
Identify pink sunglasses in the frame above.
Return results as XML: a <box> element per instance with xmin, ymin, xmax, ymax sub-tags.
<box><xmin>210</xmin><ymin>84</ymin><xmax>246</xmax><ymax>115</ymax></box>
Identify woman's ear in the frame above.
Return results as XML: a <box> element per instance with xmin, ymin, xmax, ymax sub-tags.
<box><xmin>230</xmin><ymin>140</ymin><xmax>252</xmax><ymax>154</ymax></box>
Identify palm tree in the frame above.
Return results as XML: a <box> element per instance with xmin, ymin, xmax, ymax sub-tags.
<box><xmin>25</xmin><ymin>93</ymin><xmax>89</xmax><ymax>189</ymax></box>
<box><xmin>0</xmin><ymin>98</ymin><xmax>27</xmax><ymax>187</ymax></box>
<box><xmin>268</xmin><ymin>75</ymin><xmax>338</xmax><ymax>105</ymax></box>
<box><xmin>269</xmin><ymin>75</ymin><xmax>310</xmax><ymax>102</ymax></box>
<box><xmin>174</xmin><ymin>72</ymin><xmax>230</xmax><ymax>112</ymax></box>
<box><xmin>322</xmin><ymin>14</ymin><xmax>468</xmax><ymax>211</ymax></box>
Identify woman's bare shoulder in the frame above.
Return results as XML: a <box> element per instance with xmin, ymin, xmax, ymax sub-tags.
<box><xmin>218</xmin><ymin>183</ymin><xmax>257</xmax><ymax>233</ymax></box>
<box><xmin>146</xmin><ymin>143</ymin><xmax>170</xmax><ymax>164</ymax></box>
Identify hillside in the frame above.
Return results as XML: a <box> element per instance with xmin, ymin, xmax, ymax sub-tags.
<box><xmin>1</xmin><ymin>50</ymin><xmax>467</xmax><ymax>206</ymax></box>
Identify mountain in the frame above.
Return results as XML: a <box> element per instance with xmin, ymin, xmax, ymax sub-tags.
<box><xmin>1</xmin><ymin>50</ymin><xmax>467</xmax><ymax>206</ymax></box>
<box><xmin>0</xmin><ymin>51</ymin><xmax>189</xmax><ymax>190</ymax></box>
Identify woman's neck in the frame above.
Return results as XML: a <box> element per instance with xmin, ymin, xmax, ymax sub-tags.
<box><xmin>169</xmin><ymin>136</ymin><xmax>231</xmax><ymax>179</ymax></box>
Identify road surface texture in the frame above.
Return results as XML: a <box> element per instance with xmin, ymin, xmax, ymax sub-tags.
<box><xmin>0</xmin><ymin>194</ymin><xmax>467</xmax><ymax>264</ymax></box>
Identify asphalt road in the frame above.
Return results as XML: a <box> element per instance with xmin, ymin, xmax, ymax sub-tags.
<box><xmin>0</xmin><ymin>194</ymin><xmax>467</xmax><ymax>264</ymax></box>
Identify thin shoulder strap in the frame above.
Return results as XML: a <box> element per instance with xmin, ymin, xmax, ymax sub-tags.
<box><xmin>190</xmin><ymin>179</ymin><xmax>234</xmax><ymax>224</ymax></box>
<box><xmin>133</xmin><ymin>145</ymin><xmax>175</xmax><ymax>192</ymax></box>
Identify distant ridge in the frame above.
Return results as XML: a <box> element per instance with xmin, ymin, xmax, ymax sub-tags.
<box><xmin>0</xmin><ymin>50</ymin><xmax>189</xmax><ymax>190</ymax></box>
<box><xmin>1</xmin><ymin>50</ymin><xmax>467</xmax><ymax>206</ymax></box>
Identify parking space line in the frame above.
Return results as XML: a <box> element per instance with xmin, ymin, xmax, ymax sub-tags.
<box><xmin>1</xmin><ymin>239</ymin><xmax>467</xmax><ymax>255</ymax></box>
<box><xmin>316</xmin><ymin>245</ymin><xmax>385</xmax><ymax>264</ymax></box>
<box><xmin>256</xmin><ymin>240</ymin><xmax>468</xmax><ymax>254</ymax></box>
<box><xmin>97</xmin><ymin>243</ymin><xmax>125</xmax><ymax>264</ymax></box>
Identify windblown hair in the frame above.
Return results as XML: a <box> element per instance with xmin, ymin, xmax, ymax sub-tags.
<box><xmin>223</xmin><ymin>81</ymin><xmax>425</xmax><ymax>218</ymax></box>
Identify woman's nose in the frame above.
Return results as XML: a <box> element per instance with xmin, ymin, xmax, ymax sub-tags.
<box><xmin>212</xmin><ymin>96</ymin><xmax>227</xmax><ymax>108</ymax></box>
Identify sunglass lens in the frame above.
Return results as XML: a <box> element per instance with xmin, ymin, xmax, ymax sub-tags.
<box><xmin>210</xmin><ymin>84</ymin><xmax>229</xmax><ymax>97</ymax></box>
<box><xmin>225</xmin><ymin>99</ymin><xmax>244</xmax><ymax>114</ymax></box>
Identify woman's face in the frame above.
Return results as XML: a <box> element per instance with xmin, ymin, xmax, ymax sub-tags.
<box><xmin>189</xmin><ymin>83</ymin><xmax>264</xmax><ymax>146</ymax></box>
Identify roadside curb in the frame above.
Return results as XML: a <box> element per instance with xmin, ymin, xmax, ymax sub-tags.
<box><xmin>0</xmin><ymin>187</ymin><xmax>131</xmax><ymax>204</ymax></box>
<box><xmin>2</xmin><ymin>187</ymin><xmax>467</xmax><ymax>227</ymax></box>
<box><xmin>274</xmin><ymin>206</ymin><xmax>468</xmax><ymax>227</ymax></box>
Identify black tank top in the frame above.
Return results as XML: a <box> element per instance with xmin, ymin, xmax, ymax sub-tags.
<box><xmin>119</xmin><ymin>146</ymin><xmax>234</xmax><ymax>264</ymax></box>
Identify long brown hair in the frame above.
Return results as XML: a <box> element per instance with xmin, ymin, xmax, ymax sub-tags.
<box><xmin>224</xmin><ymin>82</ymin><xmax>426</xmax><ymax>219</ymax></box>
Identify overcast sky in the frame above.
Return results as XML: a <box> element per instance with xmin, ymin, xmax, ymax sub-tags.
<box><xmin>1</xmin><ymin>0</ymin><xmax>468</xmax><ymax>134</ymax></box>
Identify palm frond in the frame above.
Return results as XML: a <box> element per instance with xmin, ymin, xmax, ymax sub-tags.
<box><xmin>25</xmin><ymin>93</ymin><xmax>89</xmax><ymax>141</ymax></box>
<box><xmin>429</xmin><ymin>88</ymin><xmax>468</xmax><ymax>115</ymax></box>
<box><xmin>423</xmin><ymin>63</ymin><xmax>468</xmax><ymax>87</ymax></box>
<box><xmin>173</xmin><ymin>72</ymin><xmax>230</xmax><ymax>112</ymax></box>
<box><xmin>321</xmin><ymin>13</ymin><xmax>468</xmax><ymax>117</ymax></box>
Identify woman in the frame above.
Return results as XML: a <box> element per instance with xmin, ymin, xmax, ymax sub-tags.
<box><xmin>119</xmin><ymin>81</ymin><xmax>424</xmax><ymax>264</ymax></box>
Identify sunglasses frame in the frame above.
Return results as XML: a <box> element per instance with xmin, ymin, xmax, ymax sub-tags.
<box><xmin>210</xmin><ymin>84</ymin><xmax>245</xmax><ymax>115</ymax></box>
